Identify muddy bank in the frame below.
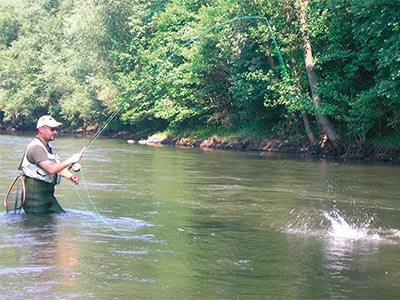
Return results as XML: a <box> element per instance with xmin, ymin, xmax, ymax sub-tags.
<box><xmin>130</xmin><ymin>134</ymin><xmax>400</xmax><ymax>163</ymax></box>
<box><xmin>2</xmin><ymin>128</ymin><xmax>398</xmax><ymax>163</ymax></box>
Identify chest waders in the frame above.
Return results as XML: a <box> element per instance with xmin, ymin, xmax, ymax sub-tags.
<box><xmin>22</xmin><ymin>177</ymin><xmax>65</xmax><ymax>214</ymax></box>
<box><xmin>20</xmin><ymin>138</ymin><xmax>65</xmax><ymax>214</ymax></box>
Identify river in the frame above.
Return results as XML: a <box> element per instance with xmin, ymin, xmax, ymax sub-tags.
<box><xmin>0</xmin><ymin>132</ymin><xmax>399</xmax><ymax>299</ymax></box>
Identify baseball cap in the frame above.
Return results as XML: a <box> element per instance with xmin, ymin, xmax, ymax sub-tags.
<box><xmin>36</xmin><ymin>115</ymin><xmax>63</xmax><ymax>129</ymax></box>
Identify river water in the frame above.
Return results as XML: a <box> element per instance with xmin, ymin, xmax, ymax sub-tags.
<box><xmin>0</xmin><ymin>133</ymin><xmax>399</xmax><ymax>299</ymax></box>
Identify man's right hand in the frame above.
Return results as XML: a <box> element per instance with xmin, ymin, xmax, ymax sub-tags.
<box><xmin>69</xmin><ymin>152</ymin><xmax>83</xmax><ymax>165</ymax></box>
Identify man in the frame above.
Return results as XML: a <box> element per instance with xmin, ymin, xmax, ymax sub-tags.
<box><xmin>19</xmin><ymin>115</ymin><xmax>83</xmax><ymax>214</ymax></box>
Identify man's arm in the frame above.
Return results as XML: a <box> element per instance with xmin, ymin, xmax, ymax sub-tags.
<box><xmin>38</xmin><ymin>153</ymin><xmax>82</xmax><ymax>175</ymax></box>
<box><xmin>28</xmin><ymin>144</ymin><xmax>82</xmax><ymax>179</ymax></box>
<box><xmin>59</xmin><ymin>168</ymin><xmax>80</xmax><ymax>184</ymax></box>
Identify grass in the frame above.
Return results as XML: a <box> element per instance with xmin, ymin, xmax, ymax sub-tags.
<box><xmin>165</xmin><ymin>125</ymin><xmax>274</xmax><ymax>142</ymax></box>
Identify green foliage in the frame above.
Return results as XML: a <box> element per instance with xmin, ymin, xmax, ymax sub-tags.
<box><xmin>0</xmin><ymin>0</ymin><xmax>399</xmax><ymax>150</ymax></box>
<box><xmin>0</xmin><ymin>3</ymin><xmax>19</xmax><ymax>49</ymax></box>
<box><xmin>371</xmin><ymin>133</ymin><xmax>400</xmax><ymax>148</ymax></box>
<box><xmin>310</xmin><ymin>0</ymin><xmax>400</xmax><ymax>142</ymax></box>
<box><xmin>0</xmin><ymin>0</ymin><xmax>115</xmax><ymax>129</ymax></box>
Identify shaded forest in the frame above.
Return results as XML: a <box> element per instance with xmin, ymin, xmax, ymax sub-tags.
<box><xmin>0</xmin><ymin>0</ymin><xmax>399</xmax><ymax>159</ymax></box>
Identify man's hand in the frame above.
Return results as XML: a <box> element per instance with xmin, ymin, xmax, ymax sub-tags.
<box><xmin>70</xmin><ymin>175</ymin><xmax>80</xmax><ymax>185</ymax></box>
<box><xmin>68</xmin><ymin>152</ymin><xmax>83</xmax><ymax>165</ymax></box>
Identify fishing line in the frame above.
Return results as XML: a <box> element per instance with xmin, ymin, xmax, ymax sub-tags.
<box><xmin>73</xmin><ymin>168</ymin><xmax>122</xmax><ymax>234</ymax></box>
<box><xmin>74</xmin><ymin>15</ymin><xmax>287</xmax><ymax>231</ymax></box>
<box><xmin>80</xmin><ymin>15</ymin><xmax>287</xmax><ymax>154</ymax></box>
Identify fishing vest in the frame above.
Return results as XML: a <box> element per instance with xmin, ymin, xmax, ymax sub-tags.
<box><xmin>20</xmin><ymin>138</ymin><xmax>61</xmax><ymax>184</ymax></box>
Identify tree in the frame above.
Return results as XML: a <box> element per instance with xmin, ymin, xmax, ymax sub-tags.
<box><xmin>0</xmin><ymin>3</ymin><xmax>19</xmax><ymax>49</ymax></box>
<box><xmin>307</xmin><ymin>0</ymin><xmax>400</xmax><ymax>146</ymax></box>
<box><xmin>299</xmin><ymin>0</ymin><xmax>340</xmax><ymax>148</ymax></box>
<box><xmin>0</xmin><ymin>1</ymin><xmax>52</xmax><ymax>127</ymax></box>
<box><xmin>0</xmin><ymin>0</ymin><xmax>399</xmax><ymax>154</ymax></box>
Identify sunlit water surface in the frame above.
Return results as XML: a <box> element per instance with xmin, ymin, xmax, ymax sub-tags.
<box><xmin>0</xmin><ymin>132</ymin><xmax>399</xmax><ymax>299</ymax></box>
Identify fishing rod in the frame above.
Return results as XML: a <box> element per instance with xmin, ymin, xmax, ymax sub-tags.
<box><xmin>69</xmin><ymin>15</ymin><xmax>288</xmax><ymax>232</ymax></box>
<box><xmin>85</xmin><ymin>103</ymin><xmax>126</xmax><ymax>152</ymax></box>
<box><xmin>69</xmin><ymin>107</ymin><xmax>123</xmax><ymax>171</ymax></box>
<box><xmin>69</xmin><ymin>97</ymin><xmax>127</xmax><ymax>171</ymax></box>
<box><xmin>69</xmin><ymin>16</ymin><xmax>288</xmax><ymax>166</ymax></box>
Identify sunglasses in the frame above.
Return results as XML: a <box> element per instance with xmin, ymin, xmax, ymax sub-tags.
<box><xmin>46</xmin><ymin>126</ymin><xmax>58</xmax><ymax>132</ymax></box>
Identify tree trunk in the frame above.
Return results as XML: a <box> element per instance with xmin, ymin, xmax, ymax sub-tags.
<box><xmin>289</xmin><ymin>52</ymin><xmax>317</xmax><ymax>143</ymax></box>
<box><xmin>265</xmin><ymin>26</ymin><xmax>317</xmax><ymax>144</ymax></box>
<box><xmin>301</xmin><ymin>111</ymin><xmax>316</xmax><ymax>143</ymax></box>
<box><xmin>299</xmin><ymin>0</ymin><xmax>340</xmax><ymax>148</ymax></box>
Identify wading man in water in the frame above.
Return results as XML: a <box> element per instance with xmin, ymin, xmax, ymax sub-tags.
<box><xmin>19</xmin><ymin>115</ymin><xmax>83</xmax><ymax>214</ymax></box>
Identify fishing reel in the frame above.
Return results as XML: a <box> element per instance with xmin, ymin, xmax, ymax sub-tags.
<box><xmin>70</xmin><ymin>163</ymin><xmax>81</xmax><ymax>172</ymax></box>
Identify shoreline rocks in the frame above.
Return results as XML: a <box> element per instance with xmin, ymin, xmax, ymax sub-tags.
<box><xmin>130</xmin><ymin>134</ymin><xmax>400</xmax><ymax>163</ymax></box>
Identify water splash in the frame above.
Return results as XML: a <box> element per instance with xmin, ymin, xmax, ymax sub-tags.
<box><xmin>323</xmin><ymin>210</ymin><xmax>381</xmax><ymax>241</ymax></box>
<box><xmin>286</xmin><ymin>208</ymin><xmax>399</xmax><ymax>244</ymax></box>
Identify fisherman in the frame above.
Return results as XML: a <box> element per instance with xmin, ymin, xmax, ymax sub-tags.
<box><xmin>19</xmin><ymin>115</ymin><xmax>83</xmax><ymax>214</ymax></box>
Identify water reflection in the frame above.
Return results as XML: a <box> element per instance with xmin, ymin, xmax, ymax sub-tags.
<box><xmin>4</xmin><ymin>215</ymin><xmax>80</xmax><ymax>297</ymax></box>
<box><xmin>1</xmin><ymin>134</ymin><xmax>400</xmax><ymax>299</ymax></box>
<box><xmin>285</xmin><ymin>206</ymin><xmax>399</xmax><ymax>299</ymax></box>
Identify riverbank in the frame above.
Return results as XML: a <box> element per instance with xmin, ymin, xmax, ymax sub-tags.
<box><xmin>127</xmin><ymin>133</ymin><xmax>400</xmax><ymax>163</ymax></box>
<box><xmin>2</xmin><ymin>128</ymin><xmax>398</xmax><ymax>163</ymax></box>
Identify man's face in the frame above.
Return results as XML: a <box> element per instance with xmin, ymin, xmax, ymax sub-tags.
<box><xmin>39</xmin><ymin>126</ymin><xmax>58</xmax><ymax>142</ymax></box>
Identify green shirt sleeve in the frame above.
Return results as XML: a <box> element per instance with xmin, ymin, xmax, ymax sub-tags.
<box><xmin>26</xmin><ymin>144</ymin><xmax>48</xmax><ymax>164</ymax></box>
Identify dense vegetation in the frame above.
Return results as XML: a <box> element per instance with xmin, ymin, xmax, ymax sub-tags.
<box><xmin>0</xmin><ymin>0</ymin><xmax>399</xmax><ymax>155</ymax></box>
